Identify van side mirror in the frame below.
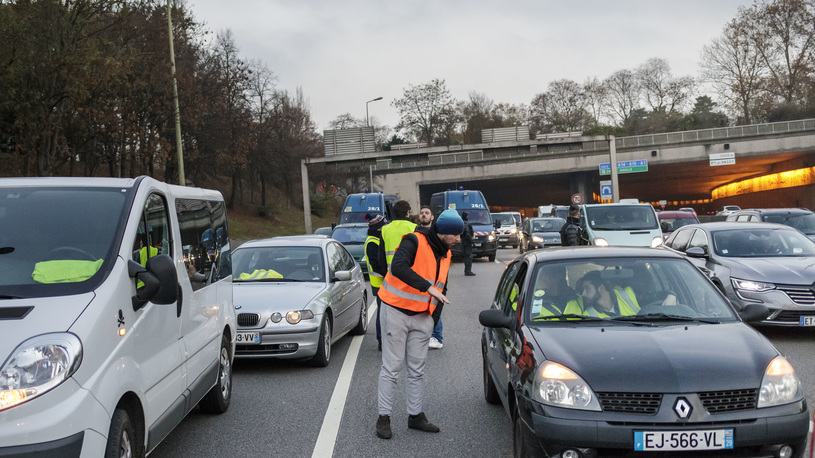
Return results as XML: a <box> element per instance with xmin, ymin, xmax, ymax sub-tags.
<box><xmin>129</xmin><ymin>255</ymin><xmax>179</xmax><ymax>311</ymax></box>
<box><xmin>494</xmin><ymin>220</ymin><xmax>501</xmax><ymax>229</ymax></box>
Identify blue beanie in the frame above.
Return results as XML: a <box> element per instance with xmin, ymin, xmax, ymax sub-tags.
<box><xmin>436</xmin><ymin>209</ymin><xmax>464</xmax><ymax>235</ymax></box>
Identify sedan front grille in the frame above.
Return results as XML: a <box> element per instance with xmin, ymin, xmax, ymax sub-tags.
<box><xmin>237</xmin><ymin>313</ymin><xmax>259</xmax><ymax>327</ymax></box>
<box><xmin>777</xmin><ymin>285</ymin><xmax>815</xmax><ymax>305</ymax></box>
<box><xmin>699</xmin><ymin>389</ymin><xmax>757</xmax><ymax>414</ymax></box>
<box><xmin>597</xmin><ymin>392</ymin><xmax>662</xmax><ymax>414</ymax></box>
<box><xmin>772</xmin><ymin>310</ymin><xmax>815</xmax><ymax>322</ymax></box>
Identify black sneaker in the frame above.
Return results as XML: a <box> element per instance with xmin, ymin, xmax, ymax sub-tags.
<box><xmin>465</xmin><ymin>272</ymin><xmax>476</xmax><ymax>276</ymax></box>
<box><xmin>408</xmin><ymin>412</ymin><xmax>440</xmax><ymax>433</ymax></box>
<box><xmin>378</xmin><ymin>342</ymin><xmax>382</xmax><ymax>351</ymax></box>
<box><xmin>376</xmin><ymin>415</ymin><xmax>392</xmax><ymax>439</ymax></box>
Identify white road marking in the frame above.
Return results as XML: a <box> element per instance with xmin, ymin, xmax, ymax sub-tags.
<box><xmin>311</xmin><ymin>298</ymin><xmax>378</xmax><ymax>458</ymax></box>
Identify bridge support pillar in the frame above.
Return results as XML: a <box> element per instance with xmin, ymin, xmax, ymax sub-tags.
<box><xmin>569</xmin><ymin>172</ymin><xmax>595</xmax><ymax>204</ymax></box>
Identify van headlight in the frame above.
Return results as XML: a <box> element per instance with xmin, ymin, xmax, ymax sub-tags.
<box><xmin>532</xmin><ymin>361</ymin><xmax>601</xmax><ymax>411</ymax></box>
<box><xmin>651</xmin><ymin>236</ymin><xmax>663</xmax><ymax>248</ymax></box>
<box><xmin>758</xmin><ymin>356</ymin><xmax>803</xmax><ymax>408</ymax></box>
<box><xmin>0</xmin><ymin>333</ymin><xmax>82</xmax><ymax>412</ymax></box>
<box><xmin>488</xmin><ymin>232</ymin><xmax>495</xmax><ymax>242</ymax></box>
<box><xmin>593</xmin><ymin>238</ymin><xmax>609</xmax><ymax>247</ymax></box>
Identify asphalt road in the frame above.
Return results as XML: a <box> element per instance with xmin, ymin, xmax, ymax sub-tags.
<box><xmin>150</xmin><ymin>247</ymin><xmax>815</xmax><ymax>458</ymax></box>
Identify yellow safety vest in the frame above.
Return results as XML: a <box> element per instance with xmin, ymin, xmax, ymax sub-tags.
<box><xmin>580</xmin><ymin>287</ymin><xmax>640</xmax><ymax>318</ymax></box>
<box><xmin>32</xmin><ymin>259</ymin><xmax>103</xmax><ymax>284</ymax></box>
<box><xmin>364</xmin><ymin>235</ymin><xmax>383</xmax><ymax>288</ymax></box>
<box><xmin>139</xmin><ymin>246</ymin><xmax>158</xmax><ymax>266</ymax></box>
<box><xmin>238</xmin><ymin>269</ymin><xmax>283</xmax><ymax>280</ymax></box>
<box><xmin>381</xmin><ymin>219</ymin><xmax>417</xmax><ymax>269</ymax></box>
<box><xmin>378</xmin><ymin>233</ymin><xmax>450</xmax><ymax>316</ymax></box>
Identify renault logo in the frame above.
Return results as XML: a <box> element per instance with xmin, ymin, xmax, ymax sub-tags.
<box><xmin>673</xmin><ymin>398</ymin><xmax>692</xmax><ymax>419</ymax></box>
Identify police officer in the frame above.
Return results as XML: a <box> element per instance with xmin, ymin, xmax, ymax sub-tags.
<box><xmin>560</xmin><ymin>204</ymin><xmax>584</xmax><ymax>246</ymax></box>
<box><xmin>375</xmin><ymin>209</ymin><xmax>463</xmax><ymax>440</ymax></box>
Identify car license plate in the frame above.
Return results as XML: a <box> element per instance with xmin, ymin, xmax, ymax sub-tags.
<box><xmin>799</xmin><ymin>316</ymin><xmax>815</xmax><ymax>326</ymax></box>
<box><xmin>474</xmin><ymin>243</ymin><xmax>482</xmax><ymax>247</ymax></box>
<box><xmin>237</xmin><ymin>332</ymin><xmax>260</xmax><ymax>344</ymax></box>
<box><xmin>634</xmin><ymin>429</ymin><xmax>733</xmax><ymax>451</ymax></box>
<box><xmin>499</xmin><ymin>237</ymin><xmax>508</xmax><ymax>241</ymax></box>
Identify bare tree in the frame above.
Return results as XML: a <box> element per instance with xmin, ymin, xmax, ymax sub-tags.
<box><xmin>743</xmin><ymin>0</ymin><xmax>815</xmax><ymax>104</ymax></box>
<box><xmin>530</xmin><ymin>79</ymin><xmax>593</xmax><ymax>134</ymax></box>
<box><xmin>604</xmin><ymin>69</ymin><xmax>642</xmax><ymax>126</ymax></box>
<box><xmin>700</xmin><ymin>18</ymin><xmax>766</xmax><ymax>124</ymax></box>
<box><xmin>637</xmin><ymin>57</ymin><xmax>696</xmax><ymax>113</ymax></box>
<box><xmin>582</xmin><ymin>76</ymin><xmax>608</xmax><ymax>126</ymax></box>
<box><xmin>328</xmin><ymin>113</ymin><xmax>364</xmax><ymax>130</ymax></box>
<box><xmin>392</xmin><ymin>78</ymin><xmax>457</xmax><ymax>146</ymax></box>
<box><xmin>247</xmin><ymin>60</ymin><xmax>277</xmax><ymax>207</ymax></box>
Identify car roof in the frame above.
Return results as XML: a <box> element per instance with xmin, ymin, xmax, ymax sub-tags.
<box><xmin>236</xmin><ymin>235</ymin><xmax>329</xmax><ymax>249</ymax></box>
<box><xmin>733</xmin><ymin>208</ymin><xmax>812</xmax><ymax>215</ymax></box>
<box><xmin>527</xmin><ymin>217</ymin><xmax>564</xmax><ymax>221</ymax></box>
<box><xmin>678</xmin><ymin>221</ymin><xmax>793</xmax><ymax>232</ymax></box>
<box><xmin>333</xmin><ymin>223</ymin><xmax>369</xmax><ymax>228</ymax></box>
<box><xmin>524</xmin><ymin>246</ymin><xmax>683</xmax><ymax>263</ymax></box>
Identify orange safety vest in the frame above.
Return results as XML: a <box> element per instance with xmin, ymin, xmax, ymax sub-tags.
<box><xmin>378</xmin><ymin>232</ymin><xmax>450</xmax><ymax>316</ymax></box>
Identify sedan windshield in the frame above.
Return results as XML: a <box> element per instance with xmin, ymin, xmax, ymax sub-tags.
<box><xmin>520</xmin><ymin>257</ymin><xmax>737</xmax><ymax>325</ymax></box>
<box><xmin>713</xmin><ymin>228</ymin><xmax>815</xmax><ymax>257</ymax></box>
<box><xmin>232</xmin><ymin>246</ymin><xmax>325</xmax><ymax>282</ymax></box>
<box><xmin>531</xmin><ymin>218</ymin><xmax>565</xmax><ymax>233</ymax></box>
<box><xmin>332</xmin><ymin>226</ymin><xmax>367</xmax><ymax>244</ymax></box>
<box><xmin>764</xmin><ymin>213</ymin><xmax>815</xmax><ymax>236</ymax></box>
<box><xmin>0</xmin><ymin>186</ymin><xmax>128</xmax><ymax>298</ymax></box>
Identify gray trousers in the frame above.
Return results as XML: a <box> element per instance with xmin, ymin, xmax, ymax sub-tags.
<box><xmin>377</xmin><ymin>303</ymin><xmax>434</xmax><ymax>416</ymax></box>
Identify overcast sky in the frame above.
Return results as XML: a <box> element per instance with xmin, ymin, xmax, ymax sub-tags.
<box><xmin>187</xmin><ymin>0</ymin><xmax>752</xmax><ymax>132</ymax></box>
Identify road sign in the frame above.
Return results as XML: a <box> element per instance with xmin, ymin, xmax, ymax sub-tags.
<box><xmin>599</xmin><ymin>159</ymin><xmax>648</xmax><ymax>175</ymax></box>
<box><xmin>571</xmin><ymin>193</ymin><xmax>584</xmax><ymax>205</ymax></box>
<box><xmin>659</xmin><ymin>200</ymin><xmax>667</xmax><ymax>208</ymax></box>
<box><xmin>600</xmin><ymin>181</ymin><xmax>612</xmax><ymax>199</ymax></box>
<box><xmin>710</xmin><ymin>152</ymin><xmax>736</xmax><ymax>166</ymax></box>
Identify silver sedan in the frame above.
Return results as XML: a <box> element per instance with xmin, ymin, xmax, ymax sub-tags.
<box><xmin>231</xmin><ymin>235</ymin><xmax>368</xmax><ymax>366</ymax></box>
<box><xmin>662</xmin><ymin>221</ymin><xmax>815</xmax><ymax>326</ymax></box>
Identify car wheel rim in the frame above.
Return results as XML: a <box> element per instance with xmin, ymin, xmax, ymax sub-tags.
<box><xmin>361</xmin><ymin>301</ymin><xmax>368</xmax><ymax>330</ymax></box>
<box><xmin>513</xmin><ymin>415</ymin><xmax>523</xmax><ymax>458</ymax></box>
<box><xmin>219</xmin><ymin>347</ymin><xmax>231</xmax><ymax>399</ymax></box>
<box><xmin>120</xmin><ymin>428</ymin><xmax>132</xmax><ymax>458</ymax></box>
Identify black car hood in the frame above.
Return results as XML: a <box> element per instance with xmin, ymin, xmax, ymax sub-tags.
<box><xmin>721</xmin><ymin>256</ymin><xmax>815</xmax><ymax>284</ymax></box>
<box><xmin>527</xmin><ymin>322</ymin><xmax>778</xmax><ymax>393</ymax></box>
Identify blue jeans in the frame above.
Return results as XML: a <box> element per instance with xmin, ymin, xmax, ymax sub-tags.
<box><xmin>431</xmin><ymin>316</ymin><xmax>443</xmax><ymax>343</ymax></box>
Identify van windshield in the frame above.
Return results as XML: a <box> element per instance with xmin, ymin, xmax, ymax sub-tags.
<box><xmin>458</xmin><ymin>209</ymin><xmax>491</xmax><ymax>226</ymax></box>
<box><xmin>0</xmin><ymin>186</ymin><xmax>128</xmax><ymax>298</ymax></box>
<box><xmin>585</xmin><ymin>205</ymin><xmax>658</xmax><ymax>231</ymax></box>
<box><xmin>339</xmin><ymin>212</ymin><xmax>379</xmax><ymax>224</ymax></box>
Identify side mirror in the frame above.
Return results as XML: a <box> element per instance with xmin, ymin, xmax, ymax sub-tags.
<box><xmin>129</xmin><ymin>255</ymin><xmax>179</xmax><ymax>310</ymax></box>
<box><xmin>494</xmin><ymin>220</ymin><xmax>501</xmax><ymax>229</ymax></box>
<box><xmin>686</xmin><ymin>246</ymin><xmax>707</xmax><ymax>258</ymax></box>
<box><xmin>479</xmin><ymin>309</ymin><xmax>514</xmax><ymax>329</ymax></box>
<box><xmin>333</xmin><ymin>270</ymin><xmax>352</xmax><ymax>282</ymax></box>
<box><xmin>738</xmin><ymin>302</ymin><xmax>770</xmax><ymax>323</ymax></box>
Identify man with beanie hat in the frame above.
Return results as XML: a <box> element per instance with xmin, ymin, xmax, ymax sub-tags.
<box><xmin>364</xmin><ymin>214</ymin><xmax>388</xmax><ymax>350</ymax></box>
<box><xmin>375</xmin><ymin>209</ymin><xmax>463</xmax><ymax>439</ymax></box>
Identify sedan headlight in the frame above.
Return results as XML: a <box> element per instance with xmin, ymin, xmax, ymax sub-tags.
<box><xmin>488</xmin><ymin>232</ymin><xmax>495</xmax><ymax>242</ymax></box>
<box><xmin>758</xmin><ymin>356</ymin><xmax>803</xmax><ymax>408</ymax></box>
<box><xmin>0</xmin><ymin>333</ymin><xmax>82</xmax><ymax>412</ymax></box>
<box><xmin>532</xmin><ymin>361</ymin><xmax>601</xmax><ymax>411</ymax></box>
<box><xmin>732</xmin><ymin>278</ymin><xmax>776</xmax><ymax>292</ymax></box>
<box><xmin>532</xmin><ymin>236</ymin><xmax>544</xmax><ymax>243</ymax></box>
<box><xmin>651</xmin><ymin>236</ymin><xmax>663</xmax><ymax>248</ymax></box>
<box><xmin>593</xmin><ymin>237</ymin><xmax>609</xmax><ymax>247</ymax></box>
<box><xmin>286</xmin><ymin>310</ymin><xmax>315</xmax><ymax>324</ymax></box>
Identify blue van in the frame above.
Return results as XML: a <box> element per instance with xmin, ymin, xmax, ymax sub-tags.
<box><xmin>339</xmin><ymin>192</ymin><xmax>397</xmax><ymax>224</ymax></box>
<box><xmin>430</xmin><ymin>190</ymin><xmax>498</xmax><ymax>262</ymax></box>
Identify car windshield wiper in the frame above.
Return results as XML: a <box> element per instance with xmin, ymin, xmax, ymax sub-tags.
<box><xmin>532</xmin><ymin>313</ymin><xmax>606</xmax><ymax>322</ymax></box>
<box><xmin>614</xmin><ymin>313</ymin><xmax>720</xmax><ymax>324</ymax></box>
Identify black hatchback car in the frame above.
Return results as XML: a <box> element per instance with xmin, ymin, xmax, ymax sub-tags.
<box><xmin>479</xmin><ymin>247</ymin><xmax>809</xmax><ymax>457</ymax></box>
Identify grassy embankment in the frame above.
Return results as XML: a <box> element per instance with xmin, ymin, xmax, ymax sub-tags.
<box><xmin>228</xmin><ymin>206</ymin><xmax>339</xmax><ymax>244</ymax></box>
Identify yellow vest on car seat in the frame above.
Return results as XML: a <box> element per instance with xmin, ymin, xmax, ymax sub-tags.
<box><xmin>32</xmin><ymin>259</ymin><xmax>103</xmax><ymax>284</ymax></box>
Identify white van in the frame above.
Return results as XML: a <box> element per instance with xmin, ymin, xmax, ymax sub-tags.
<box><xmin>580</xmin><ymin>202</ymin><xmax>663</xmax><ymax>248</ymax></box>
<box><xmin>0</xmin><ymin>177</ymin><xmax>235</xmax><ymax>456</ymax></box>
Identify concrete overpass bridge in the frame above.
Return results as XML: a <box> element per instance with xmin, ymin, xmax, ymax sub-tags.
<box><xmin>303</xmin><ymin>119</ymin><xmax>815</xmax><ymax>225</ymax></box>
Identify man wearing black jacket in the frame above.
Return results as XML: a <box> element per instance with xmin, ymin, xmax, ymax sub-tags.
<box><xmin>560</xmin><ymin>204</ymin><xmax>585</xmax><ymax>246</ymax></box>
<box><xmin>375</xmin><ymin>209</ymin><xmax>463</xmax><ymax>440</ymax></box>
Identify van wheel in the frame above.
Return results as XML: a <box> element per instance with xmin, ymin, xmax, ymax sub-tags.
<box><xmin>198</xmin><ymin>335</ymin><xmax>232</xmax><ymax>413</ymax></box>
<box><xmin>488</xmin><ymin>253</ymin><xmax>496</xmax><ymax>262</ymax></box>
<box><xmin>351</xmin><ymin>293</ymin><xmax>368</xmax><ymax>335</ymax></box>
<box><xmin>105</xmin><ymin>408</ymin><xmax>141</xmax><ymax>458</ymax></box>
<box><xmin>311</xmin><ymin>315</ymin><xmax>332</xmax><ymax>367</ymax></box>
<box><xmin>512</xmin><ymin>244</ymin><xmax>517</xmax><ymax>249</ymax></box>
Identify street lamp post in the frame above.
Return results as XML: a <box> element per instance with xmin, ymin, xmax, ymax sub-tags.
<box><xmin>366</xmin><ymin>97</ymin><xmax>383</xmax><ymax>126</ymax></box>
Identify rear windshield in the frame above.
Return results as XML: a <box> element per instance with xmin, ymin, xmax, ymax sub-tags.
<box><xmin>0</xmin><ymin>186</ymin><xmax>130</xmax><ymax>297</ymax></box>
<box><xmin>585</xmin><ymin>205</ymin><xmax>658</xmax><ymax>231</ymax></box>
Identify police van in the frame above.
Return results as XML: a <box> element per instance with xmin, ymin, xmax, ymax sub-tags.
<box><xmin>0</xmin><ymin>176</ymin><xmax>235</xmax><ymax>456</ymax></box>
<box><xmin>339</xmin><ymin>192</ymin><xmax>397</xmax><ymax>224</ymax></box>
<box><xmin>430</xmin><ymin>189</ymin><xmax>498</xmax><ymax>262</ymax></box>
<box><xmin>580</xmin><ymin>202</ymin><xmax>664</xmax><ymax>247</ymax></box>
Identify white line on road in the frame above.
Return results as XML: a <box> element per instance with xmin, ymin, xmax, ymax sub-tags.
<box><xmin>311</xmin><ymin>298</ymin><xmax>378</xmax><ymax>458</ymax></box>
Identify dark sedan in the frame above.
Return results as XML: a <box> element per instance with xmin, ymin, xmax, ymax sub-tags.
<box><xmin>519</xmin><ymin>217</ymin><xmax>565</xmax><ymax>253</ymax></box>
<box><xmin>662</xmin><ymin>222</ymin><xmax>815</xmax><ymax>326</ymax></box>
<box><xmin>479</xmin><ymin>247</ymin><xmax>808</xmax><ymax>457</ymax></box>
